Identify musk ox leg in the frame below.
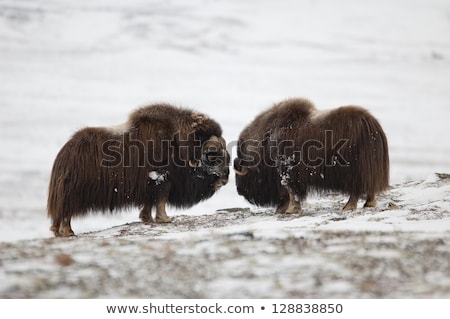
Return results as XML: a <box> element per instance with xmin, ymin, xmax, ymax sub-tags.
<box><xmin>285</xmin><ymin>191</ymin><xmax>302</xmax><ymax>214</ymax></box>
<box><xmin>59</xmin><ymin>218</ymin><xmax>75</xmax><ymax>237</ymax></box>
<box><xmin>364</xmin><ymin>193</ymin><xmax>377</xmax><ymax>208</ymax></box>
<box><xmin>276</xmin><ymin>198</ymin><xmax>289</xmax><ymax>214</ymax></box>
<box><xmin>139</xmin><ymin>204</ymin><xmax>154</xmax><ymax>223</ymax></box>
<box><xmin>343</xmin><ymin>194</ymin><xmax>359</xmax><ymax>211</ymax></box>
<box><xmin>50</xmin><ymin>221</ymin><xmax>60</xmax><ymax>237</ymax></box>
<box><xmin>155</xmin><ymin>199</ymin><xmax>172</xmax><ymax>223</ymax></box>
<box><xmin>50</xmin><ymin>217</ymin><xmax>75</xmax><ymax>237</ymax></box>
<box><xmin>276</xmin><ymin>190</ymin><xmax>302</xmax><ymax>214</ymax></box>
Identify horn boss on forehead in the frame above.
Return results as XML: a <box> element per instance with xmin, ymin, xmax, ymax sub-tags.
<box><xmin>234</xmin><ymin>98</ymin><xmax>389</xmax><ymax>213</ymax></box>
<box><xmin>47</xmin><ymin>103</ymin><xmax>229</xmax><ymax>237</ymax></box>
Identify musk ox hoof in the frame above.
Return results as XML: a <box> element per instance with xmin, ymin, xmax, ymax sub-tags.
<box><xmin>275</xmin><ymin>202</ymin><xmax>302</xmax><ymax>214</ymax></box>
<box><xmin>342</xmin><ymin>201</ymin><xmax>358</xmax><ymax>211</ymax></box>
<box><xmin>50</xmin><ymin>224</ymin><xmax>75</xmax><ymax>237</ymax></box>
<box><xmin>275</xmin><ymin>203</ymin><xmax>288</xmax><ymax>214</ymax></box>
<box><xmin>285</xmin><ymin>206</ymin><xmax>302</xmax><ymax>214</ymax></box>
<box><xmin>342</xmin><ymin>204</ymin><xmax>357</xmax><ymax>211</ymax></box>
<box><xmin>276</xmin><ymin>191</ymin><xmax>302</xmax><ymax>214</ymax></box>
<box><xmin>364</xmin><ymin>198</ymin><xmax>377</xmax><ymax>208</ymax></box>
<box><xmin>282</xmin><ymin>201</ymin><xmax>302</xmax><ymax>214</ymax></box>
<box><xmin>155</xmin><ymin>216</ymin><xmax>172</xmax><ymax>223</ymax></box>
<box><xmin>139</xmin><ymin>210</ymin><xmax>154</xmax><ymax>223</ymax></box>
<box><xmin>343</xmin><ymin>195</ymin><xmax>359</xmax><ymax>211</ymax></box>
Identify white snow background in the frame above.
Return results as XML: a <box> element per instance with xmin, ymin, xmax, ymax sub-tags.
<box><xmin>0</xmin><ymin>0</ymin><xmax>449</xmax><ymax>251</ymax></box>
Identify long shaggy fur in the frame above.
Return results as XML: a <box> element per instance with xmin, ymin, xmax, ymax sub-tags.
<box><xmin>234</xmin><ymin>98</ymin><xmax>389</xmax><ymax>212</ymax></box>
<box><xmin>48</xmin><ymin>103</ymin><xmax>229</xmax><ymax>236</ymax></box>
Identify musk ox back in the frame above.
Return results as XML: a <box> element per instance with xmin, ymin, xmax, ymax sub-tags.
<box><xmin>48</xmin><ymin>103</ymin><xmax>230</xmax><ymax>237</ymax></box>
<box><xmin>234</xmin><ymin>98</ymin><xmax>389</xmax><ymax>213</ymax></box>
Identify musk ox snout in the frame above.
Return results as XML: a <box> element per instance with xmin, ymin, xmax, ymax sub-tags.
<box><xmin>188</xmin><ymin>135</ymin><xmax>230</xmax><ymax>178</ymax></box>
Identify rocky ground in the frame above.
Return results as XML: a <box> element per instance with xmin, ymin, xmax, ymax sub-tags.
<box><xmin>1</xmin><ymin>175</ymin><xmax>449</xmax><ymax>298</ymax></box>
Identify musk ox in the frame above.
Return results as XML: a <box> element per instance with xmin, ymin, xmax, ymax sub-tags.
<box><xmin>48</xmin><ymin>103</ymin><xmax>230</xmax><ymax>237</ymax></box>
<box><xmin>234</xmin><ymin>98</ymin><xmax>389</xmax><ymax>213</ymax></box>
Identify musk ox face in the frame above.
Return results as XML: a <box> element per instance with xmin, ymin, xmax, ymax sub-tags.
<box><xmin>47</xmin><ymin>103</ymin><xmax>230</xmax><ymax>237</ymax></box>
<box><xmin>189</xmin><ymin>135</ymin><xmax>230</xmax><ymax>190</ymax></box>
<box><xmin>234</xmin><ymin>98</ymin><xmax>389</xmax><ymax>214</ymax></box>
<box><xmin>234</xmin><ymin>140</ymin><xmax>287</xmax><ymax>209</ymax></box>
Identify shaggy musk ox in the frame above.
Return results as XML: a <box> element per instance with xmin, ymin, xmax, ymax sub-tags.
<box><xmin>234</xmin><ymin>98</ymin><xmax>389</xmax><ymax>213</ymax></box>
<box><xmin>48</xmin><ymin>103</ymin><xmax>230</xmax><ymax>237</ymax></box>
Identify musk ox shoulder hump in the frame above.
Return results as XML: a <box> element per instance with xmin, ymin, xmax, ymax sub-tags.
<box><xmin>128</xmin><ymin>103</ymin><xmax>180</xmax><ymax>126</ymax></box>
<box><xmin>128</xmin><ymin>103</ymin><xmax>221</xmax><ymax>136</ymax></box>
<box><xmin>275</xmin><ymin>98</ymin><xmax>315</xmax><ymax>113</ymax></box>
<box><xmin>266</xmin><ymin>98</ymin><xmax>315</xmax><ymax>119</ymax></box>
<box><xmin>271</xmin><ymin>98</ymin><xmax>316</xmax><ymax>124</ymax></box>
<box><xmin>240</xmin><ymin>98</ymin><xmax>316</xmax><ymax>140</ymax></box>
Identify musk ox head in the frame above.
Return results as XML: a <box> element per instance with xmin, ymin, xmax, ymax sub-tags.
<box><xmin>233</xmin><ymin>137</ymin><xmax>287</xmax><ymax>209</ymax></box>
<box><xmin>200</xmin><ymin>135</ymin><xmax>230</xmax><ymax>187</ymax></box>
<box><xmin>186</xmin><ymin>134</ymin><xmax>230</xmax><ymax>191</ymax></box>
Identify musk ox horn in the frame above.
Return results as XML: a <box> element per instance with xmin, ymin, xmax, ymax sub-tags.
<box><xmin>234</xmin><ymin>168</ymin><xmax>248</xmax><ymax>176</ymax></box>
<box><xmin>189</xmin><ymin>159</ymin><xmax>201</xmax><ymax>168</ymax></box>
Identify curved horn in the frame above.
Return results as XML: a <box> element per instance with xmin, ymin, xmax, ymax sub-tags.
<box><xmin>234</xmin><ymin>168</ymin><xmax>248</xmax><ymax>176</ymax></box>
<box><xmin>189</xmin><ymin>159</ymin><xmax>200</xmax><ymax>168</ymax></box>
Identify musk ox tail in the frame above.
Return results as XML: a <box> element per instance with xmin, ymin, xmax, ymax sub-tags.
<box><xmin>314</xmin><ymin>106</ymin><xmax>390</xmax><ymax>197</ymax></box>
<box><xmin>47</xmin><ymin>141</ymin><xmax>74</xmax><ymax>236</ymax></box>
<box><xmin>47</xmin><ymin>162</ymin><xmax>66</xmax><ymax>219</ymax></box>
<box><xmin>47</xmin><ymin>127</ymin><xmax>130</xmax><ymax>236</ymax></box>
<box><xmin>299</xmin><ymin>106</ymin><xmax>389</xmax><ymax>210</ymax></box>
<box><xmin>357</xmin><ymin>110</ymin><xmax>390</xmax><ymax>194</ymax></box>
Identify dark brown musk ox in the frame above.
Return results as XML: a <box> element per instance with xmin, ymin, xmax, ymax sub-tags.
<box><xmin>234</xmin><ymin>98</ymin><xmax>389</xmax><ymax>214</ymax></box>
<box><xmin>48</xmin><ymin>103</ymin><xmax>230</xmax><ymax>237</ymax></box>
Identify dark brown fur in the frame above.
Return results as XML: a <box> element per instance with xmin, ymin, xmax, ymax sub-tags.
<box><xmin>234</xmin><ymin>98</ymin><xmax>389</xmax><ymax>213</ymax></box>
<box><xmin>48</xmin><ymin>103</ymin><xmax>229</xmax><ymax>236</ymax></box>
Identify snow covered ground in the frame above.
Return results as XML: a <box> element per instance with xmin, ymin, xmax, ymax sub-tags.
<box><xmin>1</xmin><ymin>174</ymin><xmax>450</xmax><ymax>298</ymax></box>
<box><xmin>0</xmin><ymin>0</ymin><xmax>450</xmax><ymax>298</ymax></box>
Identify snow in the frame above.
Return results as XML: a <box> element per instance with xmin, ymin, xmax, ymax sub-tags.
<box><xmin>0</xmin><ymin>0</ymin><xmax>450</xmax><ymax>298</ymax></box>
<box><xmin>149</xmin><ymin>170</ymin><xmax>167</xmax><ymax>185</ymax></box>
<box><xmin>1</xmin><ymin>177</ymin><xmax>450</xmax><ymax>298</ymax></box>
